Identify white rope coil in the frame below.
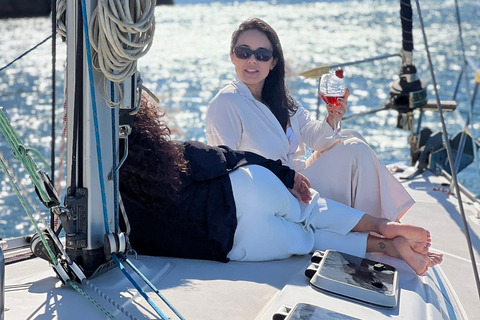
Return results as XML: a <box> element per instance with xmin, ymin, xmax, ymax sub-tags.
<box><xmin>89</xmin><ymin>0</ymin><xmax>156</xmax><ymax>106</ymax></box>
<box><xmin>56</xmin><ymin>0</ymin><xmax>67</xmax><ymax>38</ymax></box>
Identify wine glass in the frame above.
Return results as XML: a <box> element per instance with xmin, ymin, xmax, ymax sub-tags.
<box><xmin>319</xmin><ymin>69</ymin><xmax>347</xmax><ymax>139</ymax></box>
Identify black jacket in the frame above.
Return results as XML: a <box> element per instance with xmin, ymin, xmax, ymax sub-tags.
<box><xmin>121</xmin><ymin>141</ymin><xmax>295</xmax><ymax>262</ymax></box>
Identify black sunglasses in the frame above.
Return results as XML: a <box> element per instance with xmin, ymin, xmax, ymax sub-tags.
<box><xmin>234</xmin><ymin>46</ymin><xmax>273</xmax><ymax>62</ymax></box>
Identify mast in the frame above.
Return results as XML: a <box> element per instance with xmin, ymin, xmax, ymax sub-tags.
<box><xmin>63</xmin><ymin>0</ymin><xmax>135</xmax><ymax>277</ymax></box>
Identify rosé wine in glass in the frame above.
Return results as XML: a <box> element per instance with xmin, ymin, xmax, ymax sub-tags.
<box><xmin>319</xmin><ymin>95</ymin><xmax>343</xmax><ymax>108</ymax></box>
<box><xmin>318</xmin><ymin>68</ymin><xmax>347</xmax><ymax>139</ymax></box>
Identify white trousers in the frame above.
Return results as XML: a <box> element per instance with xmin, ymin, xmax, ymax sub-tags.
<box><xmin>302</xmin><ymin>130</ymin><xmax>414</xmax><ymax>221</ymax></box>
<box><xmin>227</xmin><ymin>165</ymin><xmax>368</xmax><ymax>262</ymax></box>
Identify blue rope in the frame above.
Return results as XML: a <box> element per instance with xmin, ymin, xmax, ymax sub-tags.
<box><xmin>112</xmin><ymin>254</ymin><xmax>169</xmax><ymax>320</ymax></box>
<box><xmin>120</xmin><ymin>253</ymin><xmax>186</xmax><ymax>320</ymax></box>
<box><xmin>79</xmin><ymin>2</ymin><xmax>180</xmax><ymax>318</ymax></box>
<box><xmin>80</xmin><ymin>0</ymin><xmax>110</xmax><ymax>234</ymax></box>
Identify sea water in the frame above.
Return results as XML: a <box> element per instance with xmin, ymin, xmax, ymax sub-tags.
<box><xmin>0</xmin><ymin>0</ymin><xmax>479</xmax><ymax>237</ymax></box>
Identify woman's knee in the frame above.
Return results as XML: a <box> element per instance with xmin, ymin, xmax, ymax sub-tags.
<box><xmin>230</xmin><ymin>166</ymin><xmax>300</xmax><ymax>220</ymax></box>
<box><xmin>339</xmin><ymin>133</ymin><xmax>377</xmax><ymax>161</ymax></box>
<box><xmin>341</xmin><ymin>129</ymin><xmax>367</xmax><ymax>143</ymax></box>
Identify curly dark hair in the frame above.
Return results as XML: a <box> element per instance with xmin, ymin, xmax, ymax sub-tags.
<box><xmin>230</xmin><ymin>18</ymin><xmax>298</xmax><ymax>131</ymax></box>
<box><xmin>119</xmin><ymin>94</ymin><xmax>188</xmax><ymax>209</ymax></box>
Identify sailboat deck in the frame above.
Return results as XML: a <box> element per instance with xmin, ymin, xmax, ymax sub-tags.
<box><xmin>3</xmin><ymin>167</ymin><xmax>479</xmax><ymax>319</ymax></box>
<box><xmin>399</xmin><ymin>168</ymin><xmax>480</xmax><ymax>320</ymax></box>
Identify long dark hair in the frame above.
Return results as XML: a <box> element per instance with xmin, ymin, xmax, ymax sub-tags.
<box><xmin>119</xmin><ymin>94</ymin><xmax>188</xmax><ymax>209</ymax></box>
<box><xmin>230</xmin><ymin>18</ymin><xmax>298</xmax><ymax>131</ymax></box>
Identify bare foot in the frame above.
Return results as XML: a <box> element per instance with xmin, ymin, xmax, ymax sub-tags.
<box><xmin>427</xmin><ymin>252</ymin><xmax>443</xmax><ymax>265</ymax></box>
<box><xmin>379</xmin><ymin>221</ymin><xmax>431</xmax><ymax>254</ymax></box>
<box><xmin>392</xmin><ymin>237</ymin><xmax>433</xmax><ymax>275</ymax></box>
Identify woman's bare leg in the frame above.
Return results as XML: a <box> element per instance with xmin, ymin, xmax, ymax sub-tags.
<box><xmin>366</xmin><ymin>235</ymin><xmax>442</xmax><ymax>275</ymax></box>
<box><xmin>352</xmin><ymin>214</ymin><xmax>430</xmax><ymax>254</ymax></box>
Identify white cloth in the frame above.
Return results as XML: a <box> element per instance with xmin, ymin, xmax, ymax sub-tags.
<box><xmin>227</xmin><ymin>165</ymin><xmax>368</xmax><ymax>261</ymax></box>
<box><xmin>286</xmin><ymin>127</ymin><xmax>299</xmax><ymax>155</ymax></box>
<box><xmin>206</xmin><ymin>77</ymin><xmax>414</xmax><ymax>221</ymax></box>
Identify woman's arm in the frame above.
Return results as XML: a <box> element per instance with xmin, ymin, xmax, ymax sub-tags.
<box><xmin>183</xmin><ymin>141</ymin><xmax>311</xmax><ymax>202</ymax></box>
<box><xmin>295</xmin><ymin>105</ymin><xmax>337</xmax><ymax>152</ymax></box>
<box><xmin>221</xmin><ymin>145</ymin><xmax>312</xmax><ymax>203</ymax></box>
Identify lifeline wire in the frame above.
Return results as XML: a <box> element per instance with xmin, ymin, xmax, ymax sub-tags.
<box><xmin>452</xmin><ymin>0</ymin><xmax>480</xmax><ymax>181</ymax></box>
<box><xmin>414</xmin><ymin>0</ymin><xmax>480</xmax><ymax>299</ymax></box>
<box><xmin>0</xmin><ymin>36</ymin><xmax>52</xmax><ymax>73</ymax></box>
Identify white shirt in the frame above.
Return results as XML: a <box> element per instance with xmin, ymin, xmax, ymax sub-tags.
<box><xmin>206</xmin><ymin>77</ymin><xmax>336</xmax><ymax>171</ymax></box>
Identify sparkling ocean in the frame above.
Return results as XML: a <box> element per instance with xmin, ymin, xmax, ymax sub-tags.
<box><xmin>0</xmin><ymin>0</ymin><xmax>479</xmax><ymax>238</ymax></box>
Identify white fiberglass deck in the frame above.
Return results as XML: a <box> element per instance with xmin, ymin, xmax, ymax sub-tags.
<box><xmin>3</xmin><ymin>167</ymin><xmax>478</xmax><ymax>320</ymax></box>
<box><xmin>399</xmin><ymin>168</ymin><xmax>480</xmax><ymax>320</ymax></box>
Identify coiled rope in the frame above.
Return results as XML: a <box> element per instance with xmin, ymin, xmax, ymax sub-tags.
<box><xmin>56</xmin><ymin>0</ymin><xmax>67</xmax><ymax>38</ymax></box>
<box><xmin>89</xmin><ymin>0</ymin><xmax>155</xmax><ymax>106</ymax></box>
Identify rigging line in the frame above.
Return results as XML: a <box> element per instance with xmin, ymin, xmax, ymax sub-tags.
<box><xmin>111</xmin><ymin>254</ymin><xmax>169</xmax><ymax>320</ymax></box>
<box><xmin>68</xmin><ymin>5</ymin><xmax>86</xmax><ymax>196</ymax></box>
<box><xmin>84</xmin><ymin>279</ymin><xmax>138</xmax><ymax>320</ymax></box>
<box><xmin>414</xmin><ymin>0</ymin><xmax>480</xmax><ymax>300</ymax></box>
<box><xmin>453</xmin><ymin>0</ymin><xmax>480</xmax><ymax>185</ymax></box>
<box><xmin>51</xmin><ymin>0</ymin><xmax>57</xmax><ymax>231</ymax></box>
<box><xmin>0</xmin><ymin>153</ymin><xmax>46</xmax><ymax>226</ymax></box>
<box><xmin>111</xmin><ymin>82</ymin><xmax>119</xmax><ymax>232</ymax></box>
<box><xmin>0</xmin><ymin>153</ymin><xmax>58</xmax><ymax>265</ymax></box>
<box><xmin>81</xmin><ymin>1</ymin><xmax>177</xmax><ymax>318</ymax></box>
<box><xmin>343</xmin><ymin>106</ymin><xmax>390</xmax><ymax>121</ymax></box>
<box><xmin>120</xmin><ymin>254</ymin><xmax>186</xmax><ymax>320</ymax></box>
<box><xmin>0</xmin><ymin>109</ymin><xmax>51</xmax><ymax>204</ymax></box>
<box><xmin>67</xmin><ymin>280</ymin><xmax>117</xmax><ymax>320</ymax></box>
<box><xmin>0</xmin><ymin>36</ymin><xmax>52</xmax><ymax>73</ymax></box>
<box><xmin>80</xmin><ymin>0</ymin><xmax>111</xmax><ymax>234</ymax></box>
<box><xmin>0</xmin><ymin>123</ymin><xmax>119</xmax><ymax>320</ymax></box>
<box><xmin>118</xmin><ymin>194</ymin><xmax>131</xmax><ymax>238</ymax></box>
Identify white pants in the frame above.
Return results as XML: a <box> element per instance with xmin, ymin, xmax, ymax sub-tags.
<box><xmin>302</xmin><ymin>130</ymin><xmax>414</xmax><ymax>221</ymax></box>
<box><xmin>227</xmin><ymin>165</ymin><xmax>368</xmax><ymax>262</ymax></box>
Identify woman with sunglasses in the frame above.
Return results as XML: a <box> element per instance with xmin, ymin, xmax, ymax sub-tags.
<box><xmin>206</xmin><ymin>18</ymin><xmax>414</xmax><ymax>222</ymax></box>
<box><xmin>119</xmin><ymin>94</ymin><xmax>441</xmax><ymax>275</ymax></box>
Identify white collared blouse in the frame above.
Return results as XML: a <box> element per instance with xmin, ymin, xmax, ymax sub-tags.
<box><xmin>206</xmin><ymin>77</ymin><xmax>336</xmax><ymax>171</ymax></box>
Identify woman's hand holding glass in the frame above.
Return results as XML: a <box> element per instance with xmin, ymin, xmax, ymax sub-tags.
<box><xmin>326</xmin><ymin>87</ymin><xmax>349</xmax><ymax>130</ymax></box>
<box><xmin>319</xmin><ymin>69</ymin><xmax>348</xmax><ymax>139</ymax></box>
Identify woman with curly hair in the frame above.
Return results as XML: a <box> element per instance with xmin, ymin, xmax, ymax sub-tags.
<box><xmin>119</xmin><ymin>95</ymin><xmax>441</xmax><ymax>275</ymax></box>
